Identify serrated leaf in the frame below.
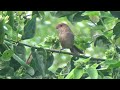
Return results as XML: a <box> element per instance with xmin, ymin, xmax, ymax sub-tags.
<box><xmin>73</xmin><ymin>12</ymin><xmax>89</xmax><ymax>22</ymax></box>
<box><xmin>1</xmin><ymin>50</ymin><xmax>14</xmax><ymax>61</ymax></box>
<box><xmin>74</xmin><ymin>68</ymin><xmax>84</xmax><ymax>79</ymax></box>
<box><xmin>0</xmin><ymin>19</ymin><xmax>5</xmax><ymax>44</ymax></box>
<box><xmin>113</xmin><ymin>22</ymin><xmax>120</xmax><ymax>40</ymax></box>
<box><xmin>94</xmin><ymin>35</ymin><xmax>111</xmax><ymax>47</ymax></box>
<box><xmin>86</xmin><ymin>67</ymin><xmax>98</xmax><ymax>79</ymax></box>
<box><xmin>21</xmin><ymin>15</ymin><xmax>36</xmax><ymax>40</ymax></box>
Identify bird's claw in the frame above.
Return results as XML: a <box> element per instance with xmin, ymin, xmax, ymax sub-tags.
<box><xmin>59</xmin><ymin>48</ymin><xmax>64</xmax><ymax>54</ymax></box>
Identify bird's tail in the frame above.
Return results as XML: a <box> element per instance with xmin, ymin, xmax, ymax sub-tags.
<box><xmin>70</xmin><ymin>45</ymin><xmax>84</xmax><ymax>55</ymax></box>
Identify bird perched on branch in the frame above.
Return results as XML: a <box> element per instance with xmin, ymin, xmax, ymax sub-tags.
<box><xmin>56</xmin><ymin>23</ymin><xmax>83</xmax><ymax>56</ymax></box>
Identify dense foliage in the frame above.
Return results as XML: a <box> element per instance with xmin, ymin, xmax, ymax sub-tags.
<box><xmin>0</xmin><ymin>11</ymin><xmax>120</xmax><ymax>79</ymax></box>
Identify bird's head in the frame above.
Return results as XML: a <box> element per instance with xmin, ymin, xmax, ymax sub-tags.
<box><xmin>56</xmin><ymin>23</ymin><xmax>71</xmax><ymax>32</ymax></box>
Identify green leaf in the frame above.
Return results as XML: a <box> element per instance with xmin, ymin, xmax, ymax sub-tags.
<box><xmin>32</xmin><ymin>11</ymin><xmax>40</xmax><ymax>17</ymax></box>
<box><xmin>74</xmin><ymin>68</ymin><xmax>84</xmax><ymax>79</ymax></box>
<box><xmin>89</xmin><ymin>15</ymin><xmax>100</xmax><ymax>23</ymax></box>
<box><xmin>65</xmin><ymin>68</ymin><xmax>74</xmax><ymax>79</ymax></box>
<box><xmin>0</xmin><ymin>19</ymin><xmax>5</xmax><ymax>44</ymax></box>
<box><xmin>113</xmin><ymin>22</ymin><xmax>120</xmax><ymax>40</ymax></box>
<box><xmin>14</xmin><ymin>43</ymin><xmax>26</xmax><ymax>61</ymax></box>
<box><xmin>46</xmin><ymin>52</ymin><xmax>54</xmax><ymax>74</ymax></box>
<box><xmin>108</xmin><ymin>61</ymin><xmax>120</xmax><ymax>69</ymax></box>
<box><xmin>94</xmin><ymin>35</ymin><xmax>111</xmax><ymax>47</ymax></box>
<box><xmin>39</xmin><ymin>11</ymin><xmax>45</xmax><ymax>23</ymax></box>
<box><xmin>103</xmin><ymin>76</ymin><xmax>113</xmax><ymax>79</ymax></box>
<box><xmin>0</xmin><ymin>66</ymin><xmax>13</xmax><ymax>76</ymax></box>
<box><xmin>4</xmin><ymin>24</ymin><xmax>12</xmax><ymax>39</ymax></box>
<box><xmin>66</xmin><ymin>14</ymin><xmax>75</xmax><ymax>23</ymax></box>
<box><xmin>74</xmin><ymin>58</ymin><xmax>90</xmax><ymax>67</ymax></box>
<box><xmin>5</xmin><ymin>23</ymin><xmax>18</xmax><ymax>41</ymax></box>
<box><xmin>84</xmin><ymin>11</ymin><xmax>100</xmax><ymax>16</ymax></box>
<box><xmin>116</xmin><ymin>46</ymin><xmax>120</xmax><ymax>54</ymax></box>
<box><xmin>92</xmin><ymin>25</ymin><xmax>105</xmax><ymax>31</ymax></box>
<box><xmin>39</xmin><ymin>11</ymin><xmax>45</xmax><ymax>17</ymax></box>
<box><xmin>104</xmin><ymin>60</ymin><xmax>118</xmax><ymax>65</ymax></box>
<box><xmin>91</xmin><ymin>63</ymin><xmax>99</xmax><ymax>68</ymax></box>
<box><xmin>100</xmin><ymin>11</ymin><xmax>112</xmax><ymax>18</ymax></box>
<box><xmin>110</xmin><ymin>11</ymin><xmax>120</xmax><ymax>18</ymax></box>
<box><xmin>1</xmin><ymin>50</ymin><xmax>14</xmax><ymax>61</ymax></box>
<box><xmin>7</xmin><ymin>11</ymin><xmax>14</xmax><ymax>30</ymax></box>
<box><xmin>54</xmin><ymin>11</ymin><xmax>78</xmax><ymax>18</ymax></box>
<box><xmin>65</xmin><ymin>67</ymin><xmax>84</xmax><ymax>79</ymax></box>
<box><xmin>9</xmin><ymin>58</ymin><xmax>21</xmax><ymax>71</ymax></box>
<box><xmin>6</xmin><ymin>67</ymin><xmax>14</xmax><ymax>77</ymax></box>
<box><xmin>26</xmin><ymin>66</ymin><xmax>35</xmax><ymax>76</ymax></box>
<box><xmin>0</xmin><ymin>44</ymin><xmax>7</xmax><ymax>53</ymax></box>
<box><xmin>22</xmin><ymin>74</ymin><xmax>33</xmax><ymax>79</ymax></box>
<box><xmin>115</xmin><ymin>37</ymin><xmax>120</xmax><ymax>47</ymax></box>
<box><xmin>86</xmin><ymin>67</ymin><xmax>98</xmax><ymax>79</ymax></box>
<box><xmin>73</xmin><ymin>12</ymin><xmax>89</xmax><ymax>22</ymax></box>
<box><xmin>0</xmin><ymin>60</ymin><xmax>9</xmax><ymax>70</ymax></box>
<box><xmin>12</xmin><ymin>54</ymin><xmax>30</xmax><ymax>68</ymax></box>
<box><xmin>31</xmin><ymin>47</ymin><xmax>46</xmax><ymax>77</ymax></box>
<box><xmin>21</xmin><ymin>15</ymin><xmax>37</xmax><ymax>40</ymax></box>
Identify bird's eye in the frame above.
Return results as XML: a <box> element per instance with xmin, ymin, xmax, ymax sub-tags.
<box><xmin>60</xmin><ymin>24</ymin><xmax>63</xmax><ymax>27</ymax></box>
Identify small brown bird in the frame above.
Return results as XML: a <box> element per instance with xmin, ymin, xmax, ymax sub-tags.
<box><xmin>56</xmin><ymin>23</ymin><xmax>83</xmax><ymax>55</ymax></box>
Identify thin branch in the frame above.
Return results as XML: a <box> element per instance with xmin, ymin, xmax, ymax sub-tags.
<box><xmin>5</xmin><ymin>39</ymin><xmax>106</xmax><ymax>62</ymax></box>
<box><xmin>89</xmin><ymin>19</ymin><xmax>97</xmax><ymax>26</ymax></box>
<box><xmin>19</xmin><ymin>42</ymin><xmax>106</xmax><ymax>62</ymax></box>
<box><xmin>103</xmin><ymin>29</ymin><xmax>113</xmax><ymax>33</ymax></box>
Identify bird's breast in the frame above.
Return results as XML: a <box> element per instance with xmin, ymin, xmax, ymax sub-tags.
<box><xmin>59</xmin><ymin>32</ymin><xmax>74</xmax><ymax>48</ymax></box>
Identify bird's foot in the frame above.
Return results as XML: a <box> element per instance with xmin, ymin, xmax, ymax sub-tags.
<box><xmin>59</xmin><ymin>48</ymin><xmax>65</xmax><ymax>54</ymax></box>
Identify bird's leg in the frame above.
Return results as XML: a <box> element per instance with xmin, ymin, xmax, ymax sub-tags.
<box><xmin>59</xmin><ymin>48</ymin><xmax>65</xmax><ymax>54</ymax></box>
